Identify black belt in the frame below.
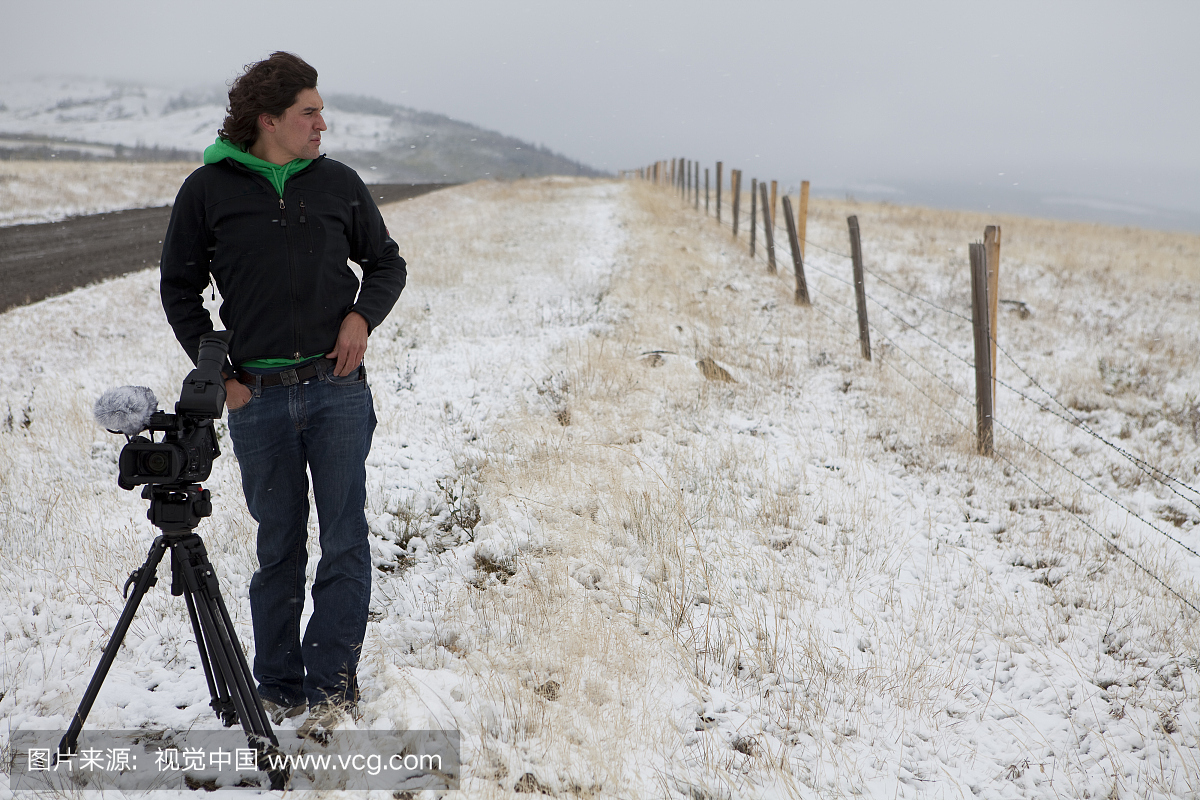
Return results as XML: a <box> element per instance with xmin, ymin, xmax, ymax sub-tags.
<box><xmin>235</xmin><ymin>358</ymin><xmax>338</xmax><ymax>388</ymax></box>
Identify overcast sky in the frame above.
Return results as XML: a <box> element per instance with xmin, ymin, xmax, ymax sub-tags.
<box><xmin>3</xmin><ymin>0</ymin><xmax>1198</xmax><ymax>227</ymax></box>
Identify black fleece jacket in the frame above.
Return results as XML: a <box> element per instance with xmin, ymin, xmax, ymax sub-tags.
<box><xmin>160</xmin><ymin>155</ymin><xmax>406</xmax><ymax>368</ymax></box>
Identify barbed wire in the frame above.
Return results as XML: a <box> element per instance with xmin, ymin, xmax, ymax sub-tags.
<box><xmin>734</xmin><ymin>200</ymin><xmax>976</xmax><ymax>324</ymax></box>
<box><xmin>800</xmin><ymin>253</ymin><xmax>1200</xmax><ymax>611</ymax></box>
<box><xmin>992</xmin><ymin>370</ymin><xmax>1200</xmax><ymax>513</ymax></box>
<box><xmin>743</xmin><ymin>225</ymin><xmax>979</xmax><ymax>410</ymax></box>
<box><xmin>990</xmin><ymin>429</ymin><xmax>1200</xmax><ymax>616</ymax></box>
<box><xmin>651</xmin><ymin>173</ymin><xmax>1200</xmax><ymax>505</ymax></box>
<box><xmin>732</xmin><ymin>205</ymin><xmax>981</xmax><ymax>374</ymax></box>
<box><xmin>857</xmin><ymin>284</ymin><xmax>1200</xmax><ymax>612</ymax></box>
<box><xmin>732</xmin><ymin>189</ymin><xmax>1200</xmax><ymax>509</ymax></box>
<box><xmin>652</xmin><ymin>174</ymin><xmax>1200</xmax><ymax>578</ymax></box>
<box><xmin>992</xmin><ymin>341</ymin><xmax>1200</xmax><ymax>512</ymax></box>
<box><xmin>992</xmin><ymin>417</ymin><xmax>1200</xmax><ymax>559</ymax></box>
<box><xmin>647</xmin><ymin>172</ymin><xmax>1200</xmax><ymax>612</ymax></box>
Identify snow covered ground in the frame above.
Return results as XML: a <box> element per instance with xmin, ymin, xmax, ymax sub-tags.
<box><xmin>1</xmin><ymin>175</ymin><xmax>1198</xmax><ymax>798</ymax></box>
<box><xmin>0</xmin><ymin>161</ymin><xmax>195</xmax><ymax>226</ymax></box>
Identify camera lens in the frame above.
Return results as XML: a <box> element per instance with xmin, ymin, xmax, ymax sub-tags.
<box><xmin>144</xmin><ymin>451</ymin><xmax>170</xmax><ymax>475</ymax></box>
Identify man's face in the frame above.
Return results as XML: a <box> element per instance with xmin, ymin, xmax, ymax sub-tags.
<box><xmin>263</xmin><ymin>87</ymin><xmax>326</xmax><ymax>161</ymax></box>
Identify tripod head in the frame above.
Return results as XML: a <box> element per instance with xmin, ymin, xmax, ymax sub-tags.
<box><xmin>141</xmin><ymin>482</ymin><xmax>213</xmax><ymax>533</ymax></box>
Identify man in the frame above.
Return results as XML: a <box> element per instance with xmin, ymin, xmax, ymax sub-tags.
<box><xmin>160</xmin><ymin>52</ymin><xmax>406</xmax><ymax>739</ymax></box>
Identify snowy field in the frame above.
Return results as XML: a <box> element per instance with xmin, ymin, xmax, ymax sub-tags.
<box><xmin>0</xmin><ymin>160</ymin><xmax>195</xmax><ymax>226</ymax></box>
<box><xmin>1</xmin><ymin>173</ymin><xmax>1199</xmax><ymax>798</ymax></box>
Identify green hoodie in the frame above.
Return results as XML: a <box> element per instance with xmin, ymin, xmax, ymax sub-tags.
<box><xmin>203</xmin><ymin>137</ymin><xmax>312</xmax><ymax>197</ymax></box>
<box><xmin>203</xmin><ymin>138</ymin><xmax>321</xmax><ymax>369</ymax></box>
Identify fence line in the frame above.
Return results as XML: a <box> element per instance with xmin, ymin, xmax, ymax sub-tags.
<box><xmin>626</xmin><ymin>160</ymin><xmax>1200</xmax><ymax>613</ymax></box>
<box><xmin>743</xmin><ymin>190</ymin><xmax>1200</xmax><ymax>503</ymax></box>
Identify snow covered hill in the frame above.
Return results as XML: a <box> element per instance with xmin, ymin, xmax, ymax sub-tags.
<box><xmin>0</xmin><ymin>76</ymin><xmax>602</xmax><ymax>182</ymax></box>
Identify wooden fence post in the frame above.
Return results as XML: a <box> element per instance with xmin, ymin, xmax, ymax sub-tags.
<box><xmin>716</xmin><ymin>162</ymin><xmax>723</xmax><ymax>223</ymax></box>
<box><xmin>695</xmin><ymin>162</ymin><xmax>700</xmax><ymax>210</ymax></box>
<box><xmin>970</xmin><ymin>242</ymin><xmax>994</xmax><ymax>456</ymax></box>
<box><xmin>769</xmin><ymin>180</ymin><xmax>778</xmax><ymax>234</ymax></box>
<box><xmin>705</xmin><ymin>168</ymin><xmax>710</xmax><ymax>214</ymax></box>
<box><xmin>750</xmin><ymin>178</ymin><xmax>758</xmax><ymax>257</ymax></box>
<box><xmin>781</xmin><ymin>195</ymin><xmax>809</xmax><ymax>304</ymax></box>
<box><xmin>759</xmin><ymin>182</ymin><xmax>777</xmax><ymax>274</ymax></box>
<box><xmin>686</xmin><ymin>159</ymin><xmax>691</xmax><ymax>201</ymax></box>
<box><xmin>985</xmin><ymin>225</ymin><xmax>1001</xmax><ymax>408</ymax></box>
<box><xmin>798</xmin><ymin>180</ymin><xmax>810</xmax><ymax>258</ymax></box>
<box><xmin>732</xmin><ymin>170</ymin><xmax>741</xmax><ymax>237</ymax></box>
<box><xmin>847</xmin><ymin>216</ymin><xmax>872</xmax><ymax>361</ymax></box>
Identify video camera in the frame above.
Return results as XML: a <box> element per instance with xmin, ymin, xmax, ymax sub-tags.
<box><xmin>95</xmin><ymin>332</ymin><xmax>231</xmax><ymax>491</ymax></box>
<box><xmin>67</xmin><ymin>330</ymin><xmax>287</xmax><ymax>785</ymax></box>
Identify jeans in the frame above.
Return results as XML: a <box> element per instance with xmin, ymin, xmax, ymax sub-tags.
<box><xmin>226</xmin><ymin>360</ymin><xmax>376</xmax><ymax>709</ymax></box>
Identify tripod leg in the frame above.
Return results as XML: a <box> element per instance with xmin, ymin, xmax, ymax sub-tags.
<box><xmin>173</xmin><ymin>536</ymin><xmax>288</xmax><ymax>789</ymax></box>
<box><xmin>183</xmin><ymin>589</ymin><xmax>237</xmax><ymax>726</ymax></box>
<box><xmin>172</xmin><ymin>537</ymin><xmax>278</xmax><ymax>741</ymax></box>
<box><xmin>58</xmin><ymin>536</ymin><xmax>169</xmax><ymax>757</ymax></box>
<box><xmin>208</xmin><ymin>577</ymin><xmax>275</xmax><ymax>732</ymax></box>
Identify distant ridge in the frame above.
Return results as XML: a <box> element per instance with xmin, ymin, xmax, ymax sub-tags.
<box><xmin>321</xmin><ymin>93</ymin><xmax>605</xmax><ymax>182</ymax></box>
<box><xmin>0</xmin><ymin>77</ymin><xmax>606</xmax><ymax>183</ymax></box>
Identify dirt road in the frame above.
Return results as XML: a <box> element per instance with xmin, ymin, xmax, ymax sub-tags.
<box><xmin>0</xmin><ymin>183</ymin><xmax>448</xmax><ymax>312</ymax></box>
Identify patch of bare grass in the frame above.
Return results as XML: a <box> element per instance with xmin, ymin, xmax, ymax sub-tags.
<box><xmin>0</xmin><ymin>160</ymin><xmax>196</xmax><ymax>225</ymax></box>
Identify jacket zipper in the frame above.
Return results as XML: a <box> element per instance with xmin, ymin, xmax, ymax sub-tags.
<box><xmin>280</xmin><ymin>193</ymin><xmax>301</xmax><ymax>358</ymax></box>
<box><xmin>299</xmin><ymin>198</ymin><xmax>313</xmax><ymax>253</ymax></box>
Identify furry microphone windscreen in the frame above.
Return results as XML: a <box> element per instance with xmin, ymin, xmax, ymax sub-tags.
<box><xmin>94</xmin><ymin>386</ymin><xmax>159</xmax><ymax>436</ymax></box>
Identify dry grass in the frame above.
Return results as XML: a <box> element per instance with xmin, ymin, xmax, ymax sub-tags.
<box><xmin>0</xmin><ymin>160</ymin><xmax>197</xmax><ymax>225</ymax></box>
<box><xmin>463</xmin><ymin>180</ymin><xmax>1200</xmax><ymax>796</ymax></box>
<box><xmin>460</xmin><ymin>183</ymin><xmax>963</xmax><ymax>794</ymax></box>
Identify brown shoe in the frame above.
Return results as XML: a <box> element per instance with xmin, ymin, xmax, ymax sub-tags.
<box><xmin>262</xmin><ymin>698</ymin><xmax>306</xmax><ymax>726</ymax></box>
<box><xmin>297</xmin><ymin>702</ymin><xmax>346</xmax><ymax>743</ymax></box>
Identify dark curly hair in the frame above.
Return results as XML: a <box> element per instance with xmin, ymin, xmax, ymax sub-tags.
<box><xmin>218</xmin><ymin>52</ymin><xmax>318</xmax><ymax>147</ymax></box>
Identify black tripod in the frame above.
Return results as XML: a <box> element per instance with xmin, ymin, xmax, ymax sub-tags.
<box><xmin>58</xmin><ymin>483</ymin><xmax>287</xmax><ymax>789</ymax></box>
